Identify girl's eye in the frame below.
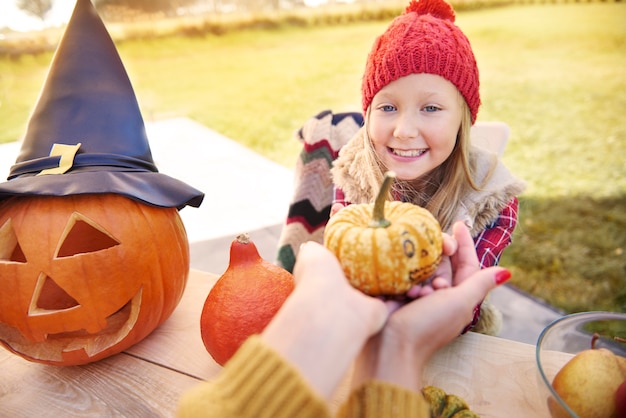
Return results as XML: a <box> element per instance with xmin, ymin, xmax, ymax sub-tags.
<box><xmin>379</xmin><ymin>104</ymin><xmax>396</xmax><ymax>112</ymax></box>
<box><xmin>423</xmin><ymin>105</ymin><xmax>440</xmax><ymax>112</ymax></box>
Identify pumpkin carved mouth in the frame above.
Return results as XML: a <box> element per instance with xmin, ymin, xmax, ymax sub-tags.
<box><xmin>0</xmin><ymin>287</ymin><xmax>142</xmax><ymax>362</ymax></box>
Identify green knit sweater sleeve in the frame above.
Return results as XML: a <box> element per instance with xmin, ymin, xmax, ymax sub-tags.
<box><xmin>177</xmin><ymin>335</ymin><xmax>331</xmax><ymax>418</ymax></box>
<box><xmin>336</xmin><ymin>381</ymin><xmax>431</xmax><ymax>418</ymax></box>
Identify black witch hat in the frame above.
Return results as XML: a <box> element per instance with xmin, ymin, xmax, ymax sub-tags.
<box><xmin>0</xmin><ymin>0</ymin><xmax>204</xmax><ymax>210</ymax></box>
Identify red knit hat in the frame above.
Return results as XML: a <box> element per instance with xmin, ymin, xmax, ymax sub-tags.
<box><xmin>361</xmin><ymin>0</ymin><xmax>480</xmax><ymax>123</ymax></box>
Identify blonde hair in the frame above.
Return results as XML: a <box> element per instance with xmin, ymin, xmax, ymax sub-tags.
<box><xmin>363</xmin><ymin>100</ymin><xmax>482</xmax><ymax>231</ymax></box>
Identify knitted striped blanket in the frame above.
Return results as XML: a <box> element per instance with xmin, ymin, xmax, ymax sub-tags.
<box><xmin>276</xmin><ymin>110</ymin><xmax>363</xmax><ymax>273</ymax></box>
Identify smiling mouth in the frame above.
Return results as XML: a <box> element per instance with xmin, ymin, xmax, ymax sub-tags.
<box><xmin>0</xmin><ymin>288</ymin><xmax>142</xmax><ymax>363</ymax></box>
<box><xmin>390</xmin><ymin>148</ymin><xmax>427</xmax><ymax>157</ymax></box>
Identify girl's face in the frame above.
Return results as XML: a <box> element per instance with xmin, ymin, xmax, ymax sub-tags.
<box><xmin>368</xmin><ymin>73</ymin><xmax>463</xmax><ymax>181</ymax></box>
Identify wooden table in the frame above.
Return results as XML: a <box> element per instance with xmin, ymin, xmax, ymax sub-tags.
<box><xmin>0</xmin><ymin>269</ymin><xmax>562</xmax><ymax>417</ymax></box>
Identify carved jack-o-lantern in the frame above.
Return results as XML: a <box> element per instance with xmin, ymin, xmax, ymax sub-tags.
<box><xmin>0</xmin><ymin>193</ymin><xmax>189</xmax><ymax>366</ymax></box>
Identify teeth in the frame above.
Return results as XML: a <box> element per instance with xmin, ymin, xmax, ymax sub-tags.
<box><xmin>392</xmin><ymin>148</ymin><xmax>426</xmax><ymax>157</ymax></box>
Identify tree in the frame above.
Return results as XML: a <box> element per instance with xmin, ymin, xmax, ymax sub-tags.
<box><xmin>16</xmin><ymin>0</ymin><xmax>53</xmax><ymax>22</ymax></box>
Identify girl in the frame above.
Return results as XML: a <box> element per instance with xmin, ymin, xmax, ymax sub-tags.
<box><xmin>330</xmin><ymin>0</ymin><xmax>525</xmax><ymax>335</ymax></box>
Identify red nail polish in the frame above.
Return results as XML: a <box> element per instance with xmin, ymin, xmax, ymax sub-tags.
<box><xmin>495</xmin><ymin>269</ymin><xmax>511</xmax><ymax>285</ymax></box>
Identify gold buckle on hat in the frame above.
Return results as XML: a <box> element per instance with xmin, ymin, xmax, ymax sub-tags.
<box><xmin>37</xmin><ymin>143</ymin><xmax>82</xmax><ymax>176</ymax></box>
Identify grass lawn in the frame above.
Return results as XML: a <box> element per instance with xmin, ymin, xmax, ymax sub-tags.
<box><xmin>1</xmin><ymin>3</ymin><xmax>624</xmax><ymax>314</ymax></box>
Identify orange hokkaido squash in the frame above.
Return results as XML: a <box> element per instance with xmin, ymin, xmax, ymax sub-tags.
<box><xmin>200</xmin><ymin>233</ymin><xmax>294</xmax><ymax>366</ymax></box>
<box><xmin>324</xmin><ymin>171</ymin><xmax>442</xmax><ymax>295</ymax></box>
<box><xmin>0</xmin><ymin>193</ymin><xmax>189</xmax><ymax>366</ymax></box>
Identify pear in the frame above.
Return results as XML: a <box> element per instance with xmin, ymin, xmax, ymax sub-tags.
<box><xmin>550</xmin><ymin>347</ymin><xmax>626</xmax><ymax>418</ymax></box>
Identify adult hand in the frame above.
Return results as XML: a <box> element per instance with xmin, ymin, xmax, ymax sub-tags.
<box><xmin>261</xmin><ymin>241</ymin><xmax>388</xmax><ymax>400</ymax></box>
<box><xmin>351</xmin><ymin>222</ymin><xmax>511</xmax><ymax>392</ymax></box>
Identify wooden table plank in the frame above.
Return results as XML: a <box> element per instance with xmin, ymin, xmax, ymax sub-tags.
<box><xmin>0</xmin><ymin>269</ymin><xmax>567</xmax><ymax>417</ymax></box>
<box><xmin>0</xmin><ymin>351</ymin><xmax>199</xmax><ymax>417</ymax></box>
<box><xmin>125</xmin><ymin>270</ymin><xmax>222</xmax><ymax>380</ymax></box>
<box><xmin>424</xmin><ymin>332</ymin><xmax>552</xmax><ymax>417</ymax></box>
<box><xmin>139</xmin><ymin>269</ymin><xmax>558</xmax><ymax>417</ymax></box>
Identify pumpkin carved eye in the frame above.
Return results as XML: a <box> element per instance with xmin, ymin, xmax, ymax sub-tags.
<box><xmin>0</xmin><ymin>219</ymin><xmax>27</xmax><ymax>263</ymax></box>
<box><xmin>55</xmin><ymin>212</ymin><xmax>120</xmax><ymax>258</ymax></box>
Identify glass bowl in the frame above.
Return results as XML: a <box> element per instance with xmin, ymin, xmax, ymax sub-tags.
<box><xmin>535</xmin><ymin>311</ymin><xmax>626</xmax><ymax>417</ymax></box>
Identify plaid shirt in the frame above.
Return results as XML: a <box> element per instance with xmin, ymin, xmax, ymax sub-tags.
<box><xmin>465</xmin><ymin>196</ymin><xmax>518</xmax><ymax>332</ymax></box>
<box><xmin>473</xmin><ymin>197</ymin><xmax>519</xmax><ymax>268</ymax></box>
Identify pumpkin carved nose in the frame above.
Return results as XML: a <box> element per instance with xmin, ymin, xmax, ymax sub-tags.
<box><xmin>30</xmin><ymin>274</ymin><xmax>80</xmax><ymax>315</ymax></box>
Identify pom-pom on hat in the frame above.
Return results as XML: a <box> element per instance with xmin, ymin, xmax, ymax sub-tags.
<box><xmin>0</xmin><ymin>0</ymin><xmax>204</xmax><ymax>209</ymax></box>
<box><xmin>361</xmin><ymin>0</ymin><xmax>481</xmax><ymax>124</ymax></box>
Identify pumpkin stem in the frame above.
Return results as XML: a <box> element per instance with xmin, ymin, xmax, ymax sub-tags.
<box><xmin>236</xmin><ymin>233</ymin><xmax>251</xmax><ymax>244</ymax></box>
<box><xmin>370</xmin><ymin>171</ymin><xmax>396</xmax><ymax>228</ymax></box>
<box><xmin>229</xmin><ymin>232</ymin><xmax>262</xmax><ymax>267</ymax></box>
